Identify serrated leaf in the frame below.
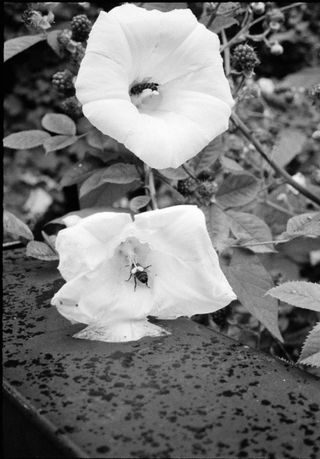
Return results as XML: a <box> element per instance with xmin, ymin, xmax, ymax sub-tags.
<box><xmin>266</xmin><ymin>281</ymin><xmax>320</xmax><ymax>311</ymax></box>
<box><xmin>60</xmin><ymin>156</ymin><xmax>103</xmax><ymax>188</ymax></box>
<box><xmin>193</xmin><ymin>138</ymin><xmax>222</xmax><ymax>174</ymax></box>
<box><xmin>42</xmin><ymin>113</ymin><xmax>76</xmax><ymax>136</ymax></box>
<box><xmin>129</xmin><ymin>196</ymin><xmax>151</xmax><ymax>213</ymax></box>
<box><xmin>202</xmin><ymin>204</ymin><xmax>231</xmax><ymax>252</ymax></box>
<box><xmin>26</xmin><ymin>240</ymin><xmax>59</xmax><ymax>261</ymax></box>
<box><xmin>80</xmin><ymin>163</ymin><xmax>141</xmax><ymax>198</ymax></box>
<box><xmin>3</xmin><ymin>210</ymin><xmax>34</xmax><ymax>241</ymax></box>
<box><xmin>44</xmin><ymin>135</ymin><xmax>79</xmax><ymax>153</ymax></box>
<box><xmin>220</xmin><ymin>156</ymin><xmax>244</xmax><ymax>172</ymax></box>
<box><xmin>299</xmin><ymin>323</ymin><xmax>320</xmax><ymax>368</ymax></box>
<box><xmin>158</xmin><ymin>167</ymin><xmax>188</xmax><ymax>180</ymax></box>
<box><xmin>4</xmin><ymin>34</ymin><xmax>46</xmax><ymax>62</ymax></box>
<box><xmin>209</xmin><ymin>16</ymin><xmax>239</xmax><ymax>33</ymax></box>
<box><xmin>80</xmin><ymin>182</ymin><xmax>141</xmax><ymax>208</ymax></box>
<box><xmin>216</xmin><ymin>173</ymin><xmax>260</xmax><ymax>208</ymax></box>
<box><xmin>223</xmin><ymin>248</ymin><xmax>283</xmax><ymax>341</ymax></box>
<box><xmin>46</xmin><ymin>29</ymin><xmax>63</xmax><ymax>57</ymax></box>
<box><xmin>228</xmin><ymin>210</ymin><xmax>275</xmax><ymax>253</ymax></box>
<box><xmin>271</xmin><ymin>129</ymin><xmax>307</xmax><ymax>167</ymax></box>
<box><xmin>280</xmin><ymin>66</ymin><xmax>320</xmax><ymax>90</ymax></box>
<box><xmin>3</xmin><ymin>130</ymin><xmax>51</xmax><ymax>149</ymax></box>
<box><xmin>280</xmin><ymin>212</ymin><xmax>320</xmax><ymax>240</ymax></box>
<box><xmin>141</xmin><ymin>3</ymin><xmax>187</xmax><ymax>12</ymax></box>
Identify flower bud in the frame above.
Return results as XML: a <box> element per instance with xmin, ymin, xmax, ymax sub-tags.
<box><xmin>250</xmin><ymin>2</ymin><xmax>265</xmax><ymax>15</ymax></box>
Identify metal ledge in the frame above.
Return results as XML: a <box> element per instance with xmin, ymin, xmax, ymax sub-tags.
<box><xmin>3</xmin><ymin>249</ymin><xmax>320</xmax><ymax>458</ymax></box>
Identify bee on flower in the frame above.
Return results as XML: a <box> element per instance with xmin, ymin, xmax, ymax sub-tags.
<box><xmin>51</xmin><ymin>206</ymin><xmax>236</xmax><ymax>342</ymax></box>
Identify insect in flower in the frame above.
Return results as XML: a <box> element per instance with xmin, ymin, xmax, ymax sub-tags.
<box><xmin>126</xmin><ymin>263</ymin><xmax>151</xmax><ymax>291</ymax></box>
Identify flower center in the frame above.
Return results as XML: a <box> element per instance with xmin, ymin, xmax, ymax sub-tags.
<box><xmin>129</xmin><ymin>81</ymin><xmax>161</xmax><ymax>111</ymax></box>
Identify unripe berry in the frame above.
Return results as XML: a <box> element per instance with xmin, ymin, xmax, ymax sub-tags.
<box><xmin>232</xmin><ymin>44</ymin><xmax>260</xmax><ymax>75</ymax></box>
<box><xmin>270</xmin><ymin>42</ymin><xmax>284</xmax><ymax>56</ymax></box>
<box><xmin>268</xmin><ymin>9</ymin><xmax>285</xmax><ymax>23</ymax></box>
<box><xmin>71</xmin><ymin>14</ymin><xmax>92</xmax><ymax>42</ymax></box>
<box><xmin>70</xmin><ymin>43</ymin><xmax>86</xmax><ymax>70</ymax></box>
<box><xmin>269</xmin><ymin>21</ymin><xmax>281</xmax><ymax>32</ymax></box>
<box><xmin>57</xmin><ymin>29</ymin><xmax>72</xmax><ymax>48</ymax></box>
<box><xmin>250</xmin><ymin>2</ymin><xmax>265</xmax><ymax>15</ymax></box>
<box><xmin>52</xmin><ymin>69</ymin><xmax>75</xmax><ymax>95</ymax></box>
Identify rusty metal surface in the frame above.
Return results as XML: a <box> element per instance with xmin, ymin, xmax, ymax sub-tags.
<box><xmin>3</xmin><ymin>248</ymin><xmax>320</xmax><ymax>459</ymax></box>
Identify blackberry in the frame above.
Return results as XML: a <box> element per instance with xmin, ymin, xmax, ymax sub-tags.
<box><xmin>211</xmin><ymin>308</ymin><xmax>229</xmax><ymax>328</ymax></box>
<box><xmin>52</xmin><ymin>70</ymin><xmax>75</xmax><ymax>96</ymax></box>
<box><xmin>70</xmin><ymin>43</ymin><xmax>86</xmax><ymax>70</ymax></box>
<box><xmin>71</xmin><ymin>14</ymin><xmax>92</xmax><ymax>42</ymax></box>
<box><xmin>232</xmin><ymin>44</ymin><xmax>260</xmax><ymax>75</ymax></box>
<box><xmin>60</xmin><ymin>97</ymin><xmax>83</xmax><ymax>119</ymax></box>
<box><xmin>177</xmin><ymin>177</ymin><xmax>198</xmax><ymax>196</ymax></box>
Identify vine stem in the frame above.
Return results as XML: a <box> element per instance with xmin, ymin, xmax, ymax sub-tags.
<box><xmin>144</xmin><ymin>164</ymin><xmax>158</xmax><ymax>210</ymax></box>
<box><xmin>231</xmin><ymin>112</ymin><xmax>320</xmax><ymax>206</ymax></box>
<box><xmin>219</xmin><ymin>2</ymin><xmax>306</xmax><ymax>52</ymax></box>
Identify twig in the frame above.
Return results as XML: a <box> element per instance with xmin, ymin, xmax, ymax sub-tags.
<box><xmin>182</xmin><ymin>164</ymin><xmax>198</xmax><ymax>181</ymax></box>
<box><xmin>221</xmin><ymin>29</ymin><xmax>230</xmax><ymax>75</ymax></box>
<box><xmin>144</xmin><ymin>165</ymin><xmax>158</xmax><ymax>210</ymax></box>
<box><xmin>231</xmin><ymin>112</ymin><xmax>320</xmax><ymax>206</ymax></box>
<box><xmin>220</xmin><ymin>2</ymin><xmax>306</xmax><ymax>52</ymax></box>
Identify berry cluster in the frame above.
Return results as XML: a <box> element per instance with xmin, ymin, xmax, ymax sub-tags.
<box><xmin>52</xmin><ymin>70</ymin><xmax>75</xmax><ymax>96</ymax></box>
<box><xmin>232</xmin><ymin>44</ymin><xmax>260</xmax><ymax>75</ymax></box>
<box><xmin>211</xmin><ymin>308</ymin><xmax>229</xmax><ymax>328</ymax></box>
<box><xmin>71</xmin><ymin>14</ymin><xmax>92</xmax><ymax>42</ymax></box>
<box><xmin>177</xmin><ymin>177</ymin><xmax>198</xmax><ymax>196</ymax></box>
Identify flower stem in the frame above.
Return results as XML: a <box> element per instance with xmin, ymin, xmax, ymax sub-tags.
<box><xmin>231</xmin><ymin>112</ymin><xmax>320</xmax><ymax>206</ymax></box>
<box><xmin>144</xmin><ymin>164</ymin><xmax>158</xmax><ymax>210</ymax></box>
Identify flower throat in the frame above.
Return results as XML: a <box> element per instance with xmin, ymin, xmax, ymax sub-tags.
<box><xmin>130</xmin><ymin>82</ymin><xmax>159</xmax><ymax>96</ymax></box>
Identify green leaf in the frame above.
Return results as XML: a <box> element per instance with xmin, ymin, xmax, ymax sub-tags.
<box><xmin>216</xmin><ymin>173</ymin><xmax>260</xmax><ymax>208</ymax></box>
<box><xmin>202</xmin><ymin>204</ymin><xmax>231</xmax><ymax>252</ymax></box>
<box><xmin>42</xmin><ymin>113</ymin><xmax>76</xmax><ymax>136</ymax></box>
<box><xmin>209</xmin><ymin>16</ymin><xmax>239</xmax><ymax>33</ymax></box>
<box><xmin>79</xmin><ymin>182</ymin><xmax>140</xmax><ymax>208</ymax></box>
<box><xmin>46</xmin><ymin>29</ymin><xmax>63</xmax><ymax>57</ymax></box>
<box><xmin>3</xmin><ymin>130</ymin><xmax>51</xmax><ymax>149</ymax></box>
<box><xmin>129</xmin><ymin>196</ymin><xmax>151</xmax><ymax>213</ymax></box>
<box><xmin>220</xmin><ymin>156</ymin><xmax>244</xmax><ymax>172</ymax></box>
<box><xmin>281</xmin><ymin>212</ymin><xmax>320</xmax><ymax>240</ymax></box>
<box><xmin>193</xmin><ymin>138</ymin><xmax>222</xmax><ymax>174</ymax></box>
<box><xmin>26</xmin><ymin>240</ymin><xmax>59</xmax><ymax>261</ymax></box>
<box><xmin>266</xmin><ymin>281</ymin><xmax>320</xmax><ymax>311</ymax></box>
<box><xmin>79</xmin><ymin>163</ymin><xmax>141</xmax><ymax>198</ymax></box>
<box><xmin>4</xmin><ymin>34</ymin><xmax>46</xmax><ymax>62</ymax></box>
<box><xmin>223</xmin><ymin>248</ymin><xmax>283</xmax><ymax>341</ymax></box>
<box><xmin>60</xmin><ymin>156</ymin><xmax>103</xmax><ymax>188</ymax></box>
<box><xmin>158</xmin><ymin>167</ymin><xmax>188</xmax><ymax>180</ymax></box>
<box><xmin>44</xmin><ymin>135</ymin><xmax>79</xmax><ymax>153</ymax></box>
<box><xmin>141</xmin><ymin>3</ymin><xmax>188</xmax><ymax>12</ymax></box>
<box><xmin>280</xmin><ymin>66</ymin><xmax>320</xmax><ymax>90</ymax></box>
<box><xmin>271</xmin><ymin>129</ymin><xmax>306</xmax><ymax>167</ymax></box>
<box><xmin>227</xmin><ymin>210</ymin><xmax>275</xmax><ymax>253</ymax></box>
<box><xmin>299</xmin><ymin>323</ymin><xmax>320</xmax><ymax>368</ymax></box>
<box><xmin>3</xmin><ymin>210</ymin><xmax>34</xmax><ymax>241</ymax></box>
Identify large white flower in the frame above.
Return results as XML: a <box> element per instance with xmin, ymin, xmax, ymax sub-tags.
<box><xmin>51</xmin><ymin>206</ymin><xmax>236</xmax><ymax>342</ymax></box>
<box><xmin>75</xmin><ymin>4</ymin><xmax>234</xmax><ymax>169</ymax></box>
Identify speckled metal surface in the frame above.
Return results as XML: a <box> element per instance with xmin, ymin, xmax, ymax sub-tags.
<box><xmin>3</xmin><ymin>248</ymin><xmax>320</xmax><ymax>459</ymax></box>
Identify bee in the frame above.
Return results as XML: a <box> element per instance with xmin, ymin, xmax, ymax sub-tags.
<box><xmin>126</xmin><ymin>263</ymin><xmax>151</xmax><ymax>291</ymax></box>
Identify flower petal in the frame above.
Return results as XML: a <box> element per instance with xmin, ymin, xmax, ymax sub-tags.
<box><xmin>56</xmin><ymin>212</ymin><xmax>132</xmax><ymax>280</ymax></box>
<box><xmin>150</xmin><ymin>250</ymin><xmax>236</xmax><ymax>318</ymax></box>
<box><xmin>73</xmin><ymin>319</ymin><xmax>168</xmax><ymax>343</ymax></box>
<box><xmin>134</xmin><ymin>205</ymin><xmax>236</xmax><ymax>316</ymax></box>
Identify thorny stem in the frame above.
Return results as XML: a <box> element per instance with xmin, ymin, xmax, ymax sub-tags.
<box><xmin>231</xmin><ymin>112</ymin><xmax>320</xmax><ymax>206</ymax></box>
<box><xmin>219</xmin><ymin>2</ymin><xmax>306</xmax><ymax>52</ymax></box>
<box><xmin>206</xmin><ymin>3</ymin><xmax>221</xmax><ymax>29</ymax></box>
<box><xmin>182</xmin><ymin>164</ymin><xmax>198</xmax><ymax>181</ymax></box>
<box><xmin>144</xmin><ymin>164</ymin><xmax>158</xmax><ymax>210</ymax></box>
<box><xmin>231</xmin><ymin>238</ymin><xmax>291</xmax><ymax>248</ymax></box>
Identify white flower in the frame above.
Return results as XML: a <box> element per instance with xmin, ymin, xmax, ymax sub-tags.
<box><xmin>51</xmin><ymin>205</ymin><xmax>236</xmax><ymax>342</ymax></box>
<box><xmin>75</xmin><ymin>4</ymin><xmax>234</xmax><ymax>169</ymax></box>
